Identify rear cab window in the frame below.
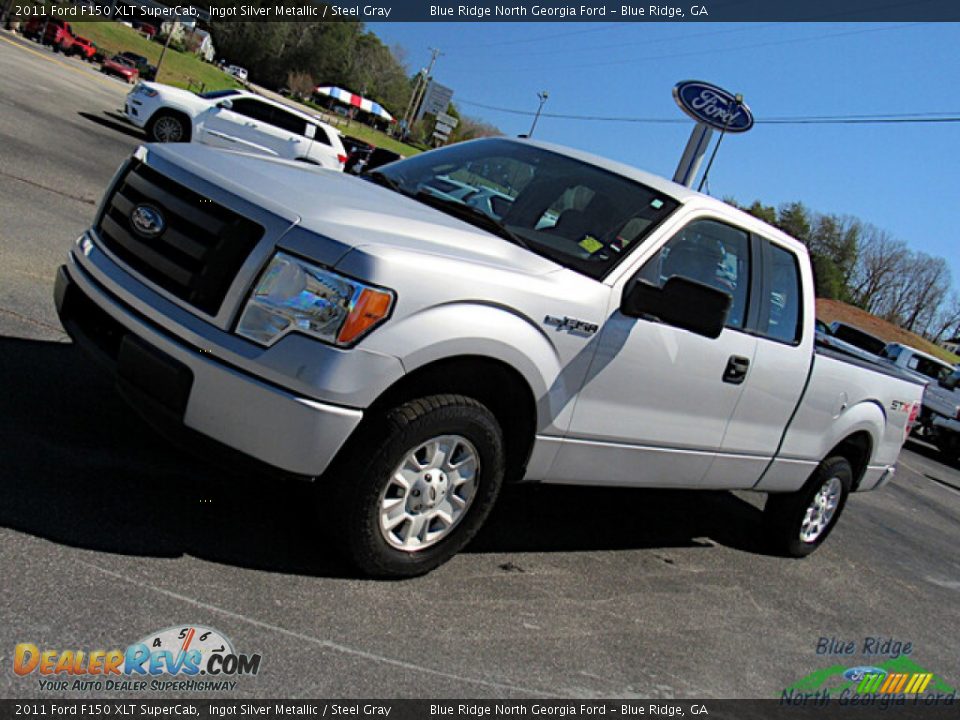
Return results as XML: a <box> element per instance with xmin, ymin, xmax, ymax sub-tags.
<box><xmin>760</xmin><ymin>241</ymin><xmax>803</xmax><ymax>344</ymax></box>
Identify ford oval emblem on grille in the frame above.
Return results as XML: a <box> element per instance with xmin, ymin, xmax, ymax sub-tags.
<box><xmin>130</xmin><ymin>203</ymin><xmax>165</xmax><ymax>238</ymax></box>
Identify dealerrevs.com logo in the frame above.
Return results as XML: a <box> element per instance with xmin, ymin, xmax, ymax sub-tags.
<box><xmin>13</xmin><ymin>625</ymin><xmax>262</xmax><ymax>692</ymax></box>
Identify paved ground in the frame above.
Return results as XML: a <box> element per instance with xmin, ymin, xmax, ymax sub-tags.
<box><xmin>1</xmin><ymin>31</ymin><xmax>959</xmax><ymax>701</ymax></box>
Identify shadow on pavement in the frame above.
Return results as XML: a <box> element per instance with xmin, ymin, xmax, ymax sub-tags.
<box><xmin>77</xmin><ymin>111</ymin><xmax>145</xmax><ymax>140</ymax></box>
<box><xmin>1</xmin><ymin>335</ymin><xmax>770</xmax><ymax>579</ymax></box>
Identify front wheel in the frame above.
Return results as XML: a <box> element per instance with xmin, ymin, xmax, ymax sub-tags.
<box><xmin>764</xmin><ymin>456</ymin><xmax>852</xmax><ymax>557</ymax></box>
<box><xmin>330</xmin><ymin>395</ymin><xmax>505</xmax><ymax>578</ymax></box>
<box><xmin>147</xmin><ymin>112</ymin><xmax>189</xmax><ymax>143</ymax></box>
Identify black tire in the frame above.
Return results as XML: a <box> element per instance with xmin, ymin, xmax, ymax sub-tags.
<box><xmin>934</xmin><ymin>434</ymin><xmax>960</xmax><ymax>465</ymax></box>
<box><xmin>147</xmin><ymin>111</ymin><xmax>190</xmax><ymax>143</ymax></box>
<box><xmin>330</xmin><ymin>394</ymin><xmax>505</xmax><ymax>579</ymax></box>
<box><xmin>764</xmin><ymin>456</ymin><xmax>852</xmax><ymax>558</ymax></box>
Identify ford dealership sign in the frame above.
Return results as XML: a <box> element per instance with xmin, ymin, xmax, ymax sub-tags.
<box><xmin>673</xmin><ymin>81</ymin><xmax>754</xmax><ymax>133</ymax></box>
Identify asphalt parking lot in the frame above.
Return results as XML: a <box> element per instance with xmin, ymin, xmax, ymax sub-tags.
<box><xmin>1</xmin><ymin>31</ymin><xmax>959</xmax><ymax>700</ymax></box>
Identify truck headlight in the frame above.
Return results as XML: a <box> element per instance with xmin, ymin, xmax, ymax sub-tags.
<box><xmin>236</xmin><ymin>252</ymin><xmax>394</xmax><ymax>347</ymax></box>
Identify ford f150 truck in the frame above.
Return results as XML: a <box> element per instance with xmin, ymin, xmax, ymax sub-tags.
<box><xmin>54</xmin><ymin>138</ymin><xmax>924</xmax><ymax>577</ymax></box>
<box><xmin>921</xmin><ymin>369</ymin><xmax>960</xmax><ymax>461</ymax></box>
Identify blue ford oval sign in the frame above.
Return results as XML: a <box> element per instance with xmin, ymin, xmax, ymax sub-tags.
<box><xmin>129</xmin><ymin>204</ymin><xmax>166</xmax><ymax>238</ymax></box>
<box><xmin>673</xmin><ymin>80</ymin><xmax>754</xmax><ymax>133</ymax></box>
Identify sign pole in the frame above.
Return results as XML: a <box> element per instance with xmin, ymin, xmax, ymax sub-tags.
<box><xmin>673</xmin><ymin>123</ymin><xmax>714</xmax><ymax>188</ymax></box>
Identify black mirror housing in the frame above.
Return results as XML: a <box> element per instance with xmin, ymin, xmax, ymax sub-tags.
<box><xmin>621</xmin><ymin>276</ymin><xmax>732</xmax><ymax>339</ymax></box>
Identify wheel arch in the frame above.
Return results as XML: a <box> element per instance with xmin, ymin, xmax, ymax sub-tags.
<box><xmin>365</xmin><ymin>355</ymin><xmax>539</xmax><ymax>483</ymax></box>
<box><xmin>825</xmin><ymin>430</ymin><xmax>873</xmax><ymax>490</ymax></box>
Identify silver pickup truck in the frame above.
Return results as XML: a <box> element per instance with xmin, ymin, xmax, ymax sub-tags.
<box><xmin>54</xmin><ymin>138</ymin><xmax>923</xmax><ymax>577</ymax></box>
<box><xmin>921</xmin><ymin>370</ymin><xmax>960</xmax><ymax>461</ymax></box>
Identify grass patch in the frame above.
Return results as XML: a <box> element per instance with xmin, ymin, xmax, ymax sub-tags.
<box><xmin>69</xmin><ymin>21</ymin><xmax>240</xmax><ymax>93</ymax></box>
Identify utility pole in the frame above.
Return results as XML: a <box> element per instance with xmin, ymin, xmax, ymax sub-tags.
<box><xmin>528</xmin><ymin>90</ymin><xmax>549</xmax><ymax>137</ymax></box>
<box><xmin>155</xmin><ymin>20</ymin><xmax>180</xmax><ymax>82</ymax></box>
<box><xmin>402</xmin><ymin>47</ymin><xmax>443</xmax><ymax>135</ymax></box>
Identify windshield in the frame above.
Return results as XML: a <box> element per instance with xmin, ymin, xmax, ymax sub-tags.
<box><xmin>372</xmin><ymin>138</ymin><xmax>679</xmax><ymax>280</ymax></box>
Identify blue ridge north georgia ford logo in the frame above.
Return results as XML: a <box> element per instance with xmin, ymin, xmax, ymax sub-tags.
<box><xmin>130</xmin><ymin>203</ymin><xmax>166</xmax><ymax>238</ymax></box>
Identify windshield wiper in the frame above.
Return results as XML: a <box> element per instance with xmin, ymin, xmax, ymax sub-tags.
<box><xmin>413</xmin><ymin>191</ymin><xmax>530</xmax><ymax>250</ymax></box>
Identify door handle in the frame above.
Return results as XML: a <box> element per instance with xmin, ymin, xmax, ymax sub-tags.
<box><xmin>723</xmin><ymin>355</ymin><xmax>750</xmax><ymax>384</ymax></box>
<box><xmin>244</xmin><ymin>122</ymin><xmax>257</xmax><ymax>127</ymax></box>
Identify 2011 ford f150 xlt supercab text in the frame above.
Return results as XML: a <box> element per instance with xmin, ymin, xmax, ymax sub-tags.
<box><xmin>54</xmin><ymin>138</ymin><xmax>924</xmax><ymax>577</ymax></box>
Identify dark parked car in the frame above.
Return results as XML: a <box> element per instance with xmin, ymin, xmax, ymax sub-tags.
<box><xmin>345</xmin><ymin>146</ymin><xmax>403</xmax><ymax>175</ymax></box>
<box><xmin>119</xmin><ymin>51</ymin><xmax>157</xmax><ymax>81</ymax></box>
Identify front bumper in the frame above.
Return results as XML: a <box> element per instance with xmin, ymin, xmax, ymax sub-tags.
<box><xmin>124</xmin><ymin>98</ymin><xmax>148</xmax><ymax>127</ymax></box>
<box><xmin>55</xmin><ymin>260</ymin><xmax>363</xmax><ymax>478</ymax></box>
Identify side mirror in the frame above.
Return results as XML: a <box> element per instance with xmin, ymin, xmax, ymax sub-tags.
<box><xmin>216</xmin><ymin>99</ymin><xmax>233</xmax><ymax>110</ymax></box>
<box><xmin>621</xmin><ymin>276</ymin><xmax>731</xmax><ymax>339</ymax></box>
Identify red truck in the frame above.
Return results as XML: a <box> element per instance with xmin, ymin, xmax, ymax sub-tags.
<box><xmin>23</xmin><ymin>18</ymin><xmax>75</xmax><ymax>53</ymax></box>
<box><xmin>67</xmin><ymin>36</ymin><xmax>97</xmax><ymax>61</ymax></box>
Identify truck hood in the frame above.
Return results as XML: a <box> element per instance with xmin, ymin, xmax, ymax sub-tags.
<box><xmin>144</xmin><ymin>143</ymin><xmax>561</xmax><ymax>276</ymax></box>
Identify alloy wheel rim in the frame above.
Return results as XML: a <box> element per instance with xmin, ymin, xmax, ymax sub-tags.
<box><xmin>378</xmin><ymin>435</ymin><xmax>479</xmax><ymax>552</ymax></box>
<box><xmin>154</xmin><ymin>117</ymin><xmax>182</xmax><ymax>142</ymax></box>
<box><xmin>799</xmin><ymin>476</ymin><xmax>843</xmax><ymax>543</ymax></box>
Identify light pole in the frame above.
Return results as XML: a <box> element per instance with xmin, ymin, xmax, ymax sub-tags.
<box><xmin>528</xmin><ymin>91</ymin><xmax>549</xmax><ymax>137</ymax></box>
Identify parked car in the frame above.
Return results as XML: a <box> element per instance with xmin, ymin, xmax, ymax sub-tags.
<box><xmin>921</xmin><ymin>370</ymin><xmax>960</xmax><ymax>461</ymax></box>
<box><xmin>119</xmin><ymin>52</ymin><xmax>157</xmax><ymax>82</ymax></box>
<box><xmin>23</xmin><ymin>17</ymin><xmax>74</xmax><ymax>52</ymax></box>
<box><xmin>66</xmin><ymin>36</ymin><xmax>96</xmax><ymax>61</ymax></box>
<box><xmin>101</xmin><ymin>55</ymin><xmax>139</xmax><ymax>84</ymax></box>
<box><xmin>124</xmin><ymin>83</ymin><xmax>348</xmax><ymax>170</ymax></box>
<box><xmin>879</xmin><ymin>343</ymin><xmax>953</xmax><ymax>385</ymax></box>
<box><xmin>131</xmin><ymin>21</ymin><xmax>157</xmax><ymax>39</ymax></box>
<box><xmin>345</xmin><ymin>146</ymin><xmax>403</xmax><ymax>175</ymax></box>
<box><xmin>225</xmin><ymin>65</ymin><xmax>248</xmax><ymax>83</ymax></box>
<box><xmin>828</xmin><ymin>322</ymin><xmax>887</xmax><ymax>356</ymax></box>
<box><xmin>54</xmin><ymin>137</ymin><xmax>923</xmax><ymax>578</ymax></box>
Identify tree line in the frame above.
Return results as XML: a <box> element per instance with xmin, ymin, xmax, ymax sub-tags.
<box><xmin>730</xmin><ymin>199</ymin><xmax>960</xmax><ymax>344</ymax></box>
<box><xmin>208</xmin><ymin>17</ymin><xmax>501</xmax><ymax>144</ymax></box>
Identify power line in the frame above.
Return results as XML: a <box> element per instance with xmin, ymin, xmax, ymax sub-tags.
<box><xmin>471</xmin><ymin>23</ymin><xmax>926</xmax><ymax>74</ymax></box>
<box><xmin>457</xmin><ymin>99</ymin><xmax>960</xmax><ymax>125</ymax></box>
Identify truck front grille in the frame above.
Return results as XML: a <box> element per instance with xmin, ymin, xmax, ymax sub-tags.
<box><xmin>96</xmin><ymin>162</ymin><xmax>263</xmax><ymax>315</ymax></box>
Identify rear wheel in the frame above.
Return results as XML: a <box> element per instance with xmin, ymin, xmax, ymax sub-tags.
<box><xmin>147</xmin><ymin>112</ymin><xmax>190</xmax><ymax>143</ymax></box>
<box><xmin>330</xmin><ymin>394</ymin><xmax>505</xmax><ymax>578</ymax></box>
<box><xmin>764</xmin><ymin>456</ymin><xmax>852</xmax><ymax>557</ymax></box>
<box><xmin>934</xmin><ymin>432</ymin><xmax>960</xmax><ymax>464</ymax></box>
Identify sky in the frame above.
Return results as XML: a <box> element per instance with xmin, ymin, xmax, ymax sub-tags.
<box><xmin>367</xmin><ymin>21</ymin><xmax>960</xmax><ymax>286</ymax></box>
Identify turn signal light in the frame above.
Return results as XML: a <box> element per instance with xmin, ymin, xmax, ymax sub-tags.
<box><xmin>337</xmin><ymin>287</ymin><xmax>394</xmax><ymax>345</ymax></box>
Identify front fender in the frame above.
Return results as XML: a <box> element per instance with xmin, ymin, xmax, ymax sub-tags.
<box><xmin>368</xmin><ymin>302</ymin><xmax>589</xmax><ymax>435</ymax></box>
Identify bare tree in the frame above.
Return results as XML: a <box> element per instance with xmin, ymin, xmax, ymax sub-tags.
<box><xmin>286</xmin><ymin>71</ymin><xmax>315</xmax><ymax>100</ymax></box>
<box><xmin>848</xmin><ymin>225</ymin><xmax>909</xmax><ymax>313</ymax></box>
<box><xmin>928</xmin><ymin>293</ymin><xmax>960</xmax><ymax>344</ymax></box>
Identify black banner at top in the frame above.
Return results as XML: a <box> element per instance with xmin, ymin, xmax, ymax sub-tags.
<box><xmin>9</xmin><ymin>0</ymin><xmax>960</xmax><ymax>22</ymax></box>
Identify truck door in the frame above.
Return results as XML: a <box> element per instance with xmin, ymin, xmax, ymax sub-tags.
<box><xmin>703</xmin><ymin>237</ymin><xmax>813</xmax><ymax>487</ymax></box>
<box><xmin>553</xmin><ymin>217</ymin><xmax>758</xmax><ymax>488</ymax></box>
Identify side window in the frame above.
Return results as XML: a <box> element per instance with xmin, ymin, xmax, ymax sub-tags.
<box><xmin>267</xmin><ymin>108</ymin><xmax>308</xmax><ymax>137</ymax></box>
<box><xmin>229</xmin><ymin>99</ymin><xmax>275</xmax><ymax>125</ymax></box>
<box><xmin>311</xmin><ymin>125</ymin><xmax>332</xmax><ymax>145</ymax></box>
<box><xmin>636</xmin><ymin>219</ymin><xmax>751</xmax><ymax>330</ymax></box>
<box><xmin>763</xmin><ymin>242</ymin><xmax>802</xmax><ymax>344</ymax></box>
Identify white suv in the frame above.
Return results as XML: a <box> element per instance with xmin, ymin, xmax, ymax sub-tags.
<box><xmin>124</xmin><ymin>84</ymin><xmax>347</xmax><ymax>171</ymax></box>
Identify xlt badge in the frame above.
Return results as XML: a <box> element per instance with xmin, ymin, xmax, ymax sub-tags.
<box><xmin>544</xmin><ymin>315</ymin><xmax>599</xmax><ymax>336</ymax></box>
